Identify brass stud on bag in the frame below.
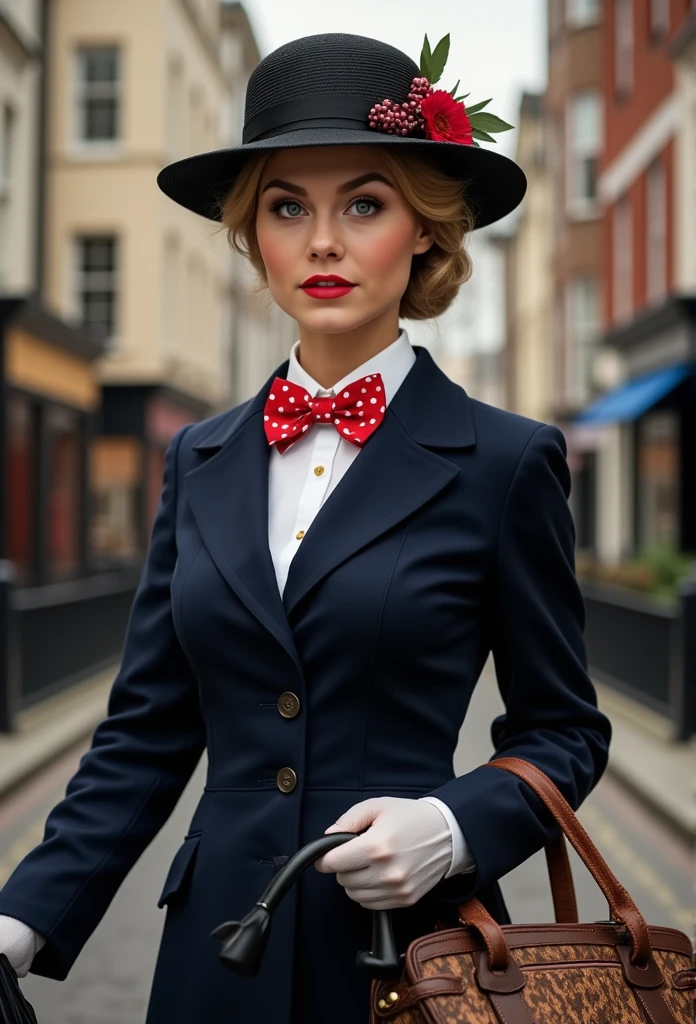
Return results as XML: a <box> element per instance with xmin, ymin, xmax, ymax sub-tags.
<box><xmin>378</xmin><ymin>990</ymin><xmax>400</xmax><ymax>1009</ymax></box>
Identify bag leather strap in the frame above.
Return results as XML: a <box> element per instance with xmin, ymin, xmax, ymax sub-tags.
<box><xmin>372</xmin><ymin>975</ymin><xmax>464</xmax><ymax>1018</ymax></box>
<box><xmin>545</xmin><ymin>834</ymin><xmax>578</xmax><ymax>923</ymax></box>
<box><xmin>485</xmin><ymin>757</ymin><xmax>653</xmax><ymax>967</ymax></box>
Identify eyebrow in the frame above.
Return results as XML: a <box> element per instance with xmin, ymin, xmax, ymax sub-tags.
<box><xmin>260</xmin><ymin>172</ymin><xmax>396</xmax><ymax>196</ymax></box>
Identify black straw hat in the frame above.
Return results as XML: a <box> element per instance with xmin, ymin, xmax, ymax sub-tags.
<box><xmin>157</xmin><ymin>32</ymin><xmax>527</xmax><ymax>229</ymax></box>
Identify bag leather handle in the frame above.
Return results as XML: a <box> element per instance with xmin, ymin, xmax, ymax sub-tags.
<box><xmin>472</xmin><ymin>757</ymin><xmax>652</xmax><ymax>966</ymax></box>
<box><xmin>544</xmin><ymin>834</ymin><xmax>578</xmax><ymax>923</ymax></box>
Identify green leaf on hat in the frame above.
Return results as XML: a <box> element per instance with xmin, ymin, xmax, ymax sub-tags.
<box><xmin>465</xmin><ymin>97</ymin><xmax>492</xmax><ymax>116</ymax></box>
<box><xmin>428</xmin><ymin>33</ymin><xmax>450</xmax><ymax>84</ymax></box>
<box><xmin>453</xmin><ymin>93</ymin><xmax>470</xmax><ymax>102</ymax></box>
<box><xmin>471</xmin><ymin>126</ymin><xmax>497</xmax><ymax>144</ymax></box>
<box><xmin>420</xmin><ymin>34</ymin><xmax>433</xmax><ymax>79</ymax></box>
<box><xmin>449</xmin><ymin>79</ymin><xmax>460</xmax><ymax>97</ymax></box>
<box><xmin>470</xmin><ymin>112</ymin><xmax>514</xmax><ymax>134</ymax></box>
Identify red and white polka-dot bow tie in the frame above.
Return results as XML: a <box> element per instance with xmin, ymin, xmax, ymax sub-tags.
<box><xmin>263</xmin><ymin>372</ymin><xmax>387</xmax><ymax>454</ymax></box>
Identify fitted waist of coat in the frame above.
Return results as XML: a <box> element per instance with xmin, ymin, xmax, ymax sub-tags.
<box><xmin>202</xmin><ymin>783</ymin><xmax>453</xmax><ymax>791</ymax></box>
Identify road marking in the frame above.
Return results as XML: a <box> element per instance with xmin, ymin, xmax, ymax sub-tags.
<box><xmin>579</xmin><ymin>802</ymin><xmax>693</xmax><ymax>934</ymax></box>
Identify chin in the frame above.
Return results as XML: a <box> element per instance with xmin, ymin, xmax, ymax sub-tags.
<box><xmin>292</xmin><ymin>307</ymin><xmax>375</xmax><ymax>336</ymax></box>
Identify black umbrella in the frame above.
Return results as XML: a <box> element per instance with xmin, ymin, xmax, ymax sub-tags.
<box><xmin>210</xmin><ymin>832</ymin><xmax>403</xmax><ymax>980</ymax></box>
<box><xmin>0</xmin><ymin>955</ymin><xmax>38</xmax><ymax>1024</ymax></box>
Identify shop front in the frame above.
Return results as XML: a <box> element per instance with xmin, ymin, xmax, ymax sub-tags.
<box><xmin>0</xmin><ymin>296</ymin><xmax>135</xmax><ymax>729</ymax></box>
<box><xmin>95</xmin><ymin>384</ymin><xmax>211</xmax><ymax>566</ymax></box>
<box><xmin>574</xmin><ymin>296</ymin><xmax>696</xmax><ymax>556</ymax></box>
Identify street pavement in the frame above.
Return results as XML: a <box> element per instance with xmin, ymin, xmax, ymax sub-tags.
<box><xmin>0</xmin><ymin>658</ymin><xmax>692</xmax><ymax>1023</ymax></box>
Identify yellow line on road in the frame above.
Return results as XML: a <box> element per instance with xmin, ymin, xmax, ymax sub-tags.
<box><xmin>578</xmin><ymin>802</ymin><xmax>693</xmax><ymax>934</ymax></box>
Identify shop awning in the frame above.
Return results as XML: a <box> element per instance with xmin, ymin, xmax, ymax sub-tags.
<box><xmin>573</xmin><ymin>362</ymin><xmax>691</xmax><ymax>425</ymax></box>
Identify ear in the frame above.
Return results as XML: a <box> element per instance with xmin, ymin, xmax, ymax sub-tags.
<box><xmin>413</xmin><ymin>223</ymin><xmax>434</xmax><ymax>256</ymax></box>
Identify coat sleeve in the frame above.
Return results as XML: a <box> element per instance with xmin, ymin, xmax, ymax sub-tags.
<box><xmin>0</xmin><ymin>424</ymin><xmax>207</xmax><ymax>980</ymax></box>
<box><xmin>422</xmin><ymin>423</ymin><xmax>612</xmax><ymax>905</ymax></box>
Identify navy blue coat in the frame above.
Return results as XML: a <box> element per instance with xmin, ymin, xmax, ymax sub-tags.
<box><xmin>0</xmin><ymin>346</ymin><xmax>611</xmax><ymax>1023</ymax></box>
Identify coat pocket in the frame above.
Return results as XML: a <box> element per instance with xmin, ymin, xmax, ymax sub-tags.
<box><xmin>157</xmin><ymin>831</ymin><xmax>202</xmax><ymax>908</ymax></box>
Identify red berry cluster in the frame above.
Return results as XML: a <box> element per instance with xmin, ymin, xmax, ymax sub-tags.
<box><xmin>368</xmin><ymin>76</ymin><xmax>432</xmax><ymax>137</ymax></box>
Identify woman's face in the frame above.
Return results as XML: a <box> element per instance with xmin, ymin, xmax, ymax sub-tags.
<box><xmin>255</xmin><ymin>145</ymin><xmax>433</xmax><ymax>337</ymax></box>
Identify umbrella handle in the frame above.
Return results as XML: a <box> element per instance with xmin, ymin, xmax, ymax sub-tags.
<box><xmin>210</xmin><ymin>832</ymin><xmax>403</xmax><ymax>979</ymax></box>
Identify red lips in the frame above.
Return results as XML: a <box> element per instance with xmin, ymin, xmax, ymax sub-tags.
<box><xmin>300</xmin><ymin>274</ymin><xmax>355</xmax><ymax>286</ymax></box>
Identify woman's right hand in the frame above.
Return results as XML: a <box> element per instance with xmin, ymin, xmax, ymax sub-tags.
<box><xmin>0</xmin><ymin>914</ymin><xmax>45</xmax><ymax>978</ymax></box>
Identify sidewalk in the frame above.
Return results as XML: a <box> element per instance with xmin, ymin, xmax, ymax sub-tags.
<box><xmin>592</xmin><ymin>680</ymin><xmax>695</xmax><ymax>842</ymax></box>
<box><xmin>0</xmin><ymin>658</ymin><xmax>693</xmax><ymax>841</ymax></box>
<box><xmin>0</xmin><ymin>666</ymin><xmax>115</xmax><ymax>797</ymax></box>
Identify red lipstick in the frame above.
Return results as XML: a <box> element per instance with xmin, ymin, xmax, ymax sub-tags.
<box><xmin>300</xmin><ymin>274</ymin><xmax>356</xmax><ymax>300</ymax></box>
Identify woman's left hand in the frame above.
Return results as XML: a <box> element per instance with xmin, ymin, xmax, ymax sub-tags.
<box><xmin>314</xmin><ymin>797</ymin><xmax>453</xmax><ymax>910</ymax></box>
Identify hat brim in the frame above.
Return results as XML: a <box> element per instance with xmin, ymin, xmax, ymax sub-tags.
<box><xmin>156</xmin><ymin>128</ymin><xmax>526</xmax><ymax>230</ymax></box>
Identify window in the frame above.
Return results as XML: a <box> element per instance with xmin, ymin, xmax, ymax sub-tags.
<box><xmin>76</xmin><ymin>46</ymin><xmax>121</xmax><ymax>142</ymax></box>
<box><xmin>7</xmin><ymin>393</ymin><xmax>35</xmax><ymax>586</ymax></box>
<box><xmin>0</xmin><ymin>103</ymin><xmax>16</xmax><ymax>284</ymax></box>
<box><xmin>549</xmin><ymin>0</ymin><xmax>565</xmax><ymax>41</ymax></box>
<box><xmin>566</xmin><ymin>0</ymin><xmax>601</xmax><ymax>27</ymax></box>
<box><xmin>637</xmin><ymin>410</ymin><xmax>679</xmax><ymax>549</ymax></box>
<box><xmin>166</xmin><ymin>58</ymin><xmax>183</xmax><ymax>158</ymax></box>
<box><xmin>646</xmin><ymin>159</ymin><xmax>667</xmax><ymax>304</ymax></box>
<box><xmin>615</xmin><ymin>0</ymin><xmax>634</xmax><ymax>97</ymax></box>
<box><xmin>89</xmin><ymin>437</ymin><xmax>141</xmax><ymax>563</ymax></box>
<box><xmin>75</xmin><ymin>235</ymin><xmax>119</xmax><ymax>342</ymax></box>
<box><xmin>567</xmin><ymin>91</ymin><xmax>602</xmax><ymax>213</ymax></box>
<box><xmin>163</xmin><ymin>236</ymin><xmax>181</xmax><ymax>355</ymax></box>
<box><xmin>649</xmin><ymin>0</ymin><xmax>670</xmax><ymax>37</ymax></box>
<box><xmin>565</xmin><ymin>276</ymin><xmax>600</xmax><ymax>401</ymax></box>
<box><xmin>189</xmin><ymin>87</ymin><xmax>204</xmax><ymax>154</ymax></box>
<box><xmin>47</xmin><ymin>405</ymin><xmax>81</xmax><ymax>578</ymax></box>
<box><xmin>613</xmin><ymin>196</ymin><xmax>633</xmax><ymax>322</ymax></box>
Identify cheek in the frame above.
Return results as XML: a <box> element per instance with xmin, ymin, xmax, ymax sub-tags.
<box><xmin>358</xmin><ymin>223</ymin><xmax>415</xmax><ymax>280</ymax></box>
<box><xmin>257</xmin><ymin>223</ymin><xmax>294</xmax><ymax>285</ymax></box>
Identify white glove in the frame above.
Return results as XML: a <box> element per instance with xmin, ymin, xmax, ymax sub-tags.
<box><xmin>315</xmin><ymin>797</ymin><xmax>453</xmax><ymax>910</ymax></box>
<box><xmin>0</xmin><ymin>915</ymin><xmax>46</xmax><ymax>978</ymax></box>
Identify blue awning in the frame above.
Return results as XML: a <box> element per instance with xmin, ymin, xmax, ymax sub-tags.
<box><xmin>574</xmin><ymin>362</ymin><xmax>691</xmax><ymax>425</ymax></box>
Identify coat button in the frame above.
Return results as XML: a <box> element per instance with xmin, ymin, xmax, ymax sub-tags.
<box><xmin>277</xmin><ymin>767</ymin><xmax>297</xmax><ymax>793</ymax></box>
<box><xmin>277</xmin><ymin>691</ymin><xmax>300</xmax><ymax>718</ymax></box>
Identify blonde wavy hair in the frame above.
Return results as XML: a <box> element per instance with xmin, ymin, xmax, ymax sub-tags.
<box><xmin>215</xmin><ymin>147</ymin><xmax>476</xmax><ymax>321</ymax></box>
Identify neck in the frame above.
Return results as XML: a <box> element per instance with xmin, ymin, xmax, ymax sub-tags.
<box><xmin>295</xmin><ymin>310</ymin><xmax>401</xmax><ymax>389</ymax></box>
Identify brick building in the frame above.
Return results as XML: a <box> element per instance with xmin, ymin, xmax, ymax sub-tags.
<box><xmin>576</xmin><ymin>0</ymin><xmax>696</xmax><ymax>560</ymax></box>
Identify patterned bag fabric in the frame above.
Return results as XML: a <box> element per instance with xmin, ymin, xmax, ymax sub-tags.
<box><xmin>369</xmin><ymin>757</ymin><xmax>695</xmax><ymax>1024</ymax></box>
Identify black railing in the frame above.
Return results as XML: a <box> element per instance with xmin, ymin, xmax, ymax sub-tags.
<box><xmin>4</xmin><ymin>567</ymin><xmax>140</xmax><ymax>719</ymax></box>
<box><xmin>581</xmin><ymin>577</ymin><xmax>694</xmax><ymax>740</ymax></box>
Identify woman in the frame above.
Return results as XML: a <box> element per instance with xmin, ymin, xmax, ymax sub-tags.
<box><xmin>0</xmin><ymin>31</ymin><xmax>611</xmax><ymax>1024</ymax></box>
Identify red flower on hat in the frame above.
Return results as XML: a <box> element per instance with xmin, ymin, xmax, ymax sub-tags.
<box><xmin>420</xmin><ymin>90</ymin><xmax>473</xmax><ymax>145</ymax></box>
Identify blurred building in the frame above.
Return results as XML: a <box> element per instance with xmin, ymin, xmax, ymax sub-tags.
<box><xmin>423</xmin><ymin>229</ymin><xmax>507</xmax><ymax>409</ymax></box>
<box><xmin>0</xmin><ymin>0</ymin><xmax>294</xmax><ymax>730</ymax></box>
<box><xmin>0</xmin><ymin>0</ymin><xmax>41</xmax><ymax>291</ymax></box>
<box><xmin>574</xmin><ymin>0</ymin><xmax>696</xmax><ymax>561</ymax></box>
<box><xmin>545</xmin><ymin>0</ymin><xmax>606</xmax><ymax>553</ymax></box>
<box><xmin>497</xmin><ymin>91</ymin><xmax>554</xmax><ymax>425</ymax></box>
<box><xmin>43</xmin><ymin>0</ymin><xmax>240</xmax><ymax>558</ymax></box>
<box><xmin>672</xmin><ymin>4</ymin><xmax>696</xmax><ymax>289</ymax></box>
<box><xmin>0</xmin><ymin>0</ymin><xmax>112</xmax><ymax>730</ymax></box>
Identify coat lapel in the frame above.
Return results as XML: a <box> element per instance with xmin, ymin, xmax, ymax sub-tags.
<box><xmin>182</xmin><ymin>346</ymin><xmax>477</xmax><ymax>657</ymax></box>
<box><xmin>281</xmin><ymin>346</ymin><xmax>476</xmax><ymax>617</ymax></box>
<box><xmin>182</xmin><ymin>363</ymin><xmax>302</xmax><ymax>668</ymax></box>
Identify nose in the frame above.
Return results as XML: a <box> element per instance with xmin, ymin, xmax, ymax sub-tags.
<box><xmin>306</xmin><ymin>212</ymin><xmax>344</xmax><ymax>261</ymax></box>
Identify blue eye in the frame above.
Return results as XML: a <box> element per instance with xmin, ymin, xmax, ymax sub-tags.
<box><xmin>268</xmin><ymin>198</ymin><xmax>304</xmax><ymax>218</ymax></box>
<box><xmin>267</xmin><ymin>195</ymin><xmax>384</xmax><ymax>219</ymax></box>
<box><xmin>348</xmin><ymin>196</ymin><xmax>384</xmax><ymax>217</ymax></box>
